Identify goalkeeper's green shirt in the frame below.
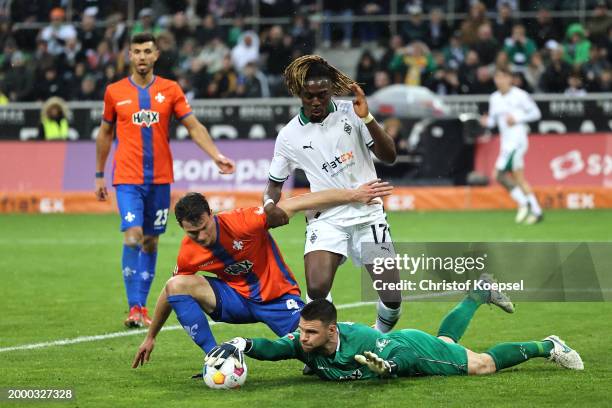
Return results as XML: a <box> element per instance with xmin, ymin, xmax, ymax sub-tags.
<box><xmin>246</xmin><ymin>322</ymin><xmax>468</xmax><ymax>380</ymax></box>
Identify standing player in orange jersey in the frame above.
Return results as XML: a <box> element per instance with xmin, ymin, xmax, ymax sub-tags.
<box><xmin>95</xmin><ymin>33</ymin><xmax>235</xmax><ymax>328</ymax></box>
<box><xmin>131</xmin><ymin>180</ymin><xmax>393</xmax><ymax>367</ymax></box>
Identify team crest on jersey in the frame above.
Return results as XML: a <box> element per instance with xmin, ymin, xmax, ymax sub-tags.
<box><xmin>376</xmin><ymin>338</ymin><xmax>391</xmax><ymax>352</ymax></box>
<box><xmin>154</xmin><ymin>92</ymin><xmax>165</xmax><ymax>103</ymax></box>
<box><xmin>233</xmin><ymin>240</ymin><xmax>244</xmax><ymax>251</ymax></box>
<box><xmin>344</xmin><ymin>123</ymin><xmax>352</xmax><ymax>135</ymax></box>
<box><xmin>224</xmin><ymin>260</ymin><xmax>253</xmax><ymax>275</ymax></box>
<box><xmin>132</xmin><ymin>109</ymin><xmax>160</xmax><ymax>127</ymax></box>
<box><xmin>339</xmin><ymin>369</ymin><xmax>363</xmax><ymax>380</ymax></box>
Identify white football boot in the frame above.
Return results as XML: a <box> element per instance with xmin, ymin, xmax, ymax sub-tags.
<box><xmin>544</xmin><ymin>335</ymin><xmax>584</xmax><ymax>370</ymax></box>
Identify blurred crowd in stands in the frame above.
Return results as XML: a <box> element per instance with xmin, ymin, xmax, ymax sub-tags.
<box><xmin>0</xmin><ymin>0</ymin><xmax>610</xmax><ymax>103</ymax></box>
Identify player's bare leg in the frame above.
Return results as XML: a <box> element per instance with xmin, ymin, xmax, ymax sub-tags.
<box><xmin>304</xmin><ymin>250</ymin><xmax>342</xmax><ymax>301</ymax></box>
<box><xmin>495</xmin><ymin>169</ymin><xmax>529</xmax><ymax>223</ymax></box>
<box><xmin>164</xmin><ymin>275</ymin><xmax>218</xmax><ymax>352</ymax></box>
<box><xmin>139</xmin><ymin>235</ymin><xmax>159</xmax><ymax>326</ymax></box>
<box><xmin>513</xmin><ymin>169</ymin><xmax>543</xmax><ymax>224</ymax></box>
<box><xmin>365</xmin><ymin>264</ymin><xmax>402</xmax><ymax>333</ymax></box>
<box><xmin>123</xmin><ymin>226</ymin><xmax>145</xmax><ymax>328</ymax></box>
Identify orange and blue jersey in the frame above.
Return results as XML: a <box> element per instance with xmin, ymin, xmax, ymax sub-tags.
<box><xmin>174</xmin><ymin>207</ymin><xmax>300</xmax><ymax>302</ymax></box>
<box><xmin>102</xmin><ymin>76</ymin><xmax>192</xmax><ymax>185</ymax></box>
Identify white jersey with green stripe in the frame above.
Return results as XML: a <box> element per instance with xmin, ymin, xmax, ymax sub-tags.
<box><xmin>268</xmin><ymin>99</ymin><xmax>383</xmax><ymax>226</ymax></box>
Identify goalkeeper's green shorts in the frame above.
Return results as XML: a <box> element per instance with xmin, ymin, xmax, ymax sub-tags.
<box><xmin>387</xmin><ymin>329</ymin><xmax>469</xmax><ymax>376</ymax></box>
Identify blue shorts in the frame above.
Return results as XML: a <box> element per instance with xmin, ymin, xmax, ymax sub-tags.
<box><xmin>206</xmin><ymin>277</ymin><xmax>304</xmax><ymax>336</ymax></box>
<box><xmin>115</xmin><ymin>184</ymin><xmax>171</xmax><ymax>236</ymax></box>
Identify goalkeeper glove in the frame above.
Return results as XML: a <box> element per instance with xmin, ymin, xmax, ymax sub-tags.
<box><xmin>354</xmin><ymin>351</ymin><xmax>397</xmax><ymax>377</ymax></box>
<box><xmin>205</xmin><ymin>337</ymin><xmax>249</xmax><ymax>369</ymax></box>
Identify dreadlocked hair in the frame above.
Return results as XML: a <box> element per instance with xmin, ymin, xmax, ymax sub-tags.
<box><xmin>283</xmin><ymin>55</ymin><xmax>355</xmax><ymax>96</ymax></box>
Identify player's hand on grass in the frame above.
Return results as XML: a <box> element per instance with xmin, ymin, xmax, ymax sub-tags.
<box><xmin>352</xmin><ymin>179</ymin><xmax>393</xmax><ymax>205</ymax></box>
<box><xmin>205</xmin><ymin>337</ymin><xmax>247</xmax><ymax>369</ymax></box>
<box><xmin>349</xmin><ymin>83</ymin><xmax>369</xmax><ymax>119</ymax></box>
<box><xmin>132</xmin><ymin>337</ymin><xmax>155</xmax><ymax>368</ymax></box>
<box><xmin>354</xmin><ymin>351</ymin><xmax>394</xmax><ymax>376</ymax></box>
<box><xmin>214</xmin><ymin>154</ymin><xmax>236</xmax><ymax>174</ymax></box>
<box><xmin>94</xmin><ymin>178</ymin><xmax>108</xmax><ymax>201</ymax></box>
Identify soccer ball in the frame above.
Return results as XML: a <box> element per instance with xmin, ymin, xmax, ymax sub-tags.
<box><xmin>203</xmin><ymin>357</ymin><xmax>248</xmax><ymax>390</ymax></box>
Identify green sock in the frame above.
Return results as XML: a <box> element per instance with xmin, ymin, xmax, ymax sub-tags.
<box><xmin>486</xmin><ymin>341</ymin><xmax>554</xmax><ymax>371</ymax></box>
<box><xmin>436</xmin><ymin>296</ymin><xmax>481</xmax><ymax>342</ymax></box>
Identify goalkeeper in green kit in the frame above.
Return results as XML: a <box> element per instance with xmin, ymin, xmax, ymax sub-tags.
<box><xmin>205</xmin><ymin>276</ymin><xmax>583</xmax><ymax>380</ymax></box>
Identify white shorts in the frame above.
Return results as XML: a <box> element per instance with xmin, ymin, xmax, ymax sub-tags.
<box><xmin>495</xmin><ymin>144</ymin><xmax>527</xmax><ymax>172</ymax></box>
<box><xmin>304</xmin><ymin>215</ymin><xmax>395</xmax><ymax>267</ymax></box>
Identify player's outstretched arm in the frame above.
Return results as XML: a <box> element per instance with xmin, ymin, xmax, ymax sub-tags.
<box><xmin>263</xmin><ymin>179</ymin><xmax>289</xmax><ymax>227</ymax></box>
<box><xmin>181</xmin><ymin>115</ymin><xmax>236</xmax><ymax>174</ymax></box>
<box><xmin>270</xmin><ymin>179</ymin><xmax>393</xmax><ymax>225</ymax></box>
<box><xmin>350</xmin><ymin>83</ymin><xmax>396</xmax><ymax>164</ymax></box>
<box><xmin>94</xmin><ymin>121</ymin><xmax>114</xmax><ymax>201</ymax></box>
<box><xmin>132</xmin><ymin>287</ymin><xmax>173</xmax><ymax>368</ymax></box>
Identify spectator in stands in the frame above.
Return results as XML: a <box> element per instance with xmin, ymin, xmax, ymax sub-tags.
<box><xmin>322</xmin><ymin>0</ymin><xmax>353</xmax><ymax>48</ymax></box>
<box><xmin>195</xmin><ymin>36</ymin><xmax>228</xmax><ymax>75</ymax></box>
<box><xmin>458</xmin><ymin>49</ymin><xmax>480</xmax><ymax>93</ymax></box>
<box><xmin>540</xmin><ymin>43</ymin><xmax>572</xmax><ymax>92</ymax></box>
<box><xmin>358</xmin><ymin>1</ymin><xmax>386</xmax><ymax>46</ymax></box>
<box><xmin>470</xmin><ymin>66</ymin><xmax>496</xmax><ymax>94</ymax></box>
<box><xmin>86</xmin><ymin>39</ymin><xmax>115</xmax><ymax>72</ymax></box>
<box><xmin>0</xmin><ymin>15</ymin><xmax>12</xmax><ymax>52</ymax></box>
<box><xmin>503</xmin><ymin>24</ymin><xmax>537</xmax><ymax>71</ymax></box>
<box><xmin>155</xmin><ymin>31</ymin><xmax>179</xmax><ymax>80</ymax></box>
<box><xmin>206</xmin><ymin>54</ymin><xmax>237</xmax><ymax>98</ymax></box>
<box><xmin>290</xmin><ymin>14</ymin><xmax>315</xmax><ymax>55</ymax></box>
<box><xmin>563</xmin><ymin>23</ymin><xmax>591</xmax><ymax>67</ymax></box>
<box><xmin>494</xmin><ymin>2</ymin><xmax>516</xmax><ymax>44</ymax></box>
<box><xmin>460</xmin><ymin>1</ymin><xmax>489</xmax><ymax>47</ymax></box>
<box><xmin>373</xmin><ymin>69</ymin><xmax>391</xmax><ymax>92</ymax></box>
<box><xmin>425</xmin><ymin>8</ymin><xmax>450</xmax><ymax>51</ymax></box>
<box><xmin>389</xmin><ymin>41</ymin><xmax>437</xmax><ymax>86</ymax></box>
<box><xmin>195</xmin><ymin>14</ymin><xmax>222</xmax><ymax>46</ymax></box>
<box><xmin>38</xmin><ymin>96</ymin><xmax>70</xmax><ymax>140</ymax></box>
<box><xmin>564</xmin><ymin>72</ymin><xmax>587</xmax><ymax>96</ymax></box>
<box><xmin>380</xmin><ymin>34</ymin><xmax>404</xmax><ymax>74</ymax></box>
<box><xmin>588</xmin><ymin>1</ymin><xmax>611</xmax><ymax>46</ymax></box>
<box><xmin>607</xmin><ymin>25</ymin><xmax>612</xmax><ymax>64</ymax></box>
<box><xmin>78</xmin><ymin>74</ymin><xmax>100</xmax><ymax>100</ymax></box>
<box><xmin>103</xmin><ymin>13</ymin><xmax>128</xmax><ymax>54</ymax></box>
<box><xmin>594</xmin><ymin>68</ymin><xmax>612</xmax><ymax>92</ymax></box>
<box><xmin>57</xmin><ymin>36</ymin><xmax>85</xmax><ymax>79</ymax></box>
<box><xmin>426</xmin><ymin>67</ymin><xmax>462</xmax><ymax>95</ymax></box>
<box><xmin>526</xmin><ymin>8</ymin><xmax>561</xmax><ymax>49</ymax></box>
<box><xmin>524</xmin><ymin>52</ymin><xmax>545</xmax><ymax>92</ymax></box>
<box><xmin>227</xmin><ymin>17</ymin><xmax>244</xmax><ymax>48</ymax></box>
<box><xmin>401</xmin><ymin>4</ymin><xmax>428</xmax><ymax>44</ymax></box>
<box><xmin>442</xmin><ymin>31</ymin><xmax>467</xmax><ymax>70</ymax></box>
<box><xmin>235</xmin><ymin>61</ymin><xmax>270</xmax><ymax>98</ymax></box>
<box><xmin>472</xmin><ymin>23</ymin><xmax>499</xmax><ymax>66</ymax></box>
<box><xmin>35</xmin><ymin>67</ymin><xmax>66</xmax><ymax>100</ymax></box>
<box><xmin>261</xmin><ymin>25</ymin><xmax>292</xmax><ymax>96</ymax></box>
<box><xmin>40</xmin><ymin>8</ymin><xmax>77</xmax><ymax>56</ymax></box>
<box><xmin>169</xmin><ymin>11</ymin><xmax>194</xmax><ymax>48</ymax></box>
<box><xmin>582</xmin><ymin>45</ymin><xmax>611</xmax><ymax>90</ymax></box>
<box><xmin>132</xmin><ymin>8</ymin><xmax>162</xmax><ymax>36</ymax></box>
<box><xmin>355</xmin><ymin>50</ymin><xmax>378</xmax><ymax>95</ymax></box>
<box><xmin>78</xmin><ymin>7</ymin><xmax>102</xmax><ymax>53</ymax></box>
<box><xmin>495</xmin><ymin>50</ymin><xmax>511</xmax><ymax>70</ymax></box>
<box><xmin>2</xmin><ymin>51</ymin><xmax>34</xmax><ymax>101</ymax></box>
<box><xmin>231</xmin><ymin>30</ymin><xmax>259</xmax><ymax>73</ymax></box>
<box><xmin>512</xmin><ymin>71</ymin><xmax>533</xmax><ymax>93</ymax></box>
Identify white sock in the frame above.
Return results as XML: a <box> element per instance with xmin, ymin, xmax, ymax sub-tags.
<box><xmin>527</xmin><ymin>193</ymin><xmax>542</xmax><ymax>215</ymax></box>
<box><xmin>510</xmin><ymin>186</ymin><xmax>527</xmax><ymax>206</ymax></box>
<box><xmin>305</xmin><ymin>293</ymin><xmax>333</xmax><ymax>304</ymax></box>
<box><xmin>375</xmin><ymin>300</ymin><xmax>401</xmax><ymax>333</ymax></box>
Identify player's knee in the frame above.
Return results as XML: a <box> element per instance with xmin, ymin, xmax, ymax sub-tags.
<box><xmin>381</xmin><ymin>299</ymin><xmax>402</xmax><ymax>310</ymax></box>
<box><xmin>469</xmin><ymin>353</ymin><xmax>496</xmax><ymax>375</ymax></box>
<box><xmin>165</xmin><ymin>275</ymin><xmax>194</xmax><ymax>295</ymax></box>
<box><xmin>141</xmin><ymin>236</ymin><xmax>158</xmax><ymax>253</ymax></box>
<box><xmin>307</xmin><ymin>284</ymin><xmax>331</xmax><ymax>300</ymax></box>
<box><xmin>124</xmin><ymin>229</ymin><xmax>143</xmax><ymax>248</ymax></box>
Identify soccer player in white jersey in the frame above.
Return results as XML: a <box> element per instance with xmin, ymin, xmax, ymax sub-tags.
<box><xmin>263</xmin><ymin>55</ymin><xmax>402</xmax><ymax>339</ymax></box>
<box><xmin>480</xmin><ymin>68</ymin><xmax>543</xmax><ymax>225</ymax></box>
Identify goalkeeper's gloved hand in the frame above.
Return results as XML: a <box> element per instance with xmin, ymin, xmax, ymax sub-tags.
<box><xmin>354</xmin><ymin>351</ymin><xmax>397</xmax><ymax>377</ymax></box>
<box><xmin>205</xmin><ymin>337</ymin><xmax>247</xmax><ymax>369</ymax></box>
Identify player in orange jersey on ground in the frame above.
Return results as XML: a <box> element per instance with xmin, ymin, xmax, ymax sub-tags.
<box><xmin>132</xmin><ymin>180</ymin><xmax>393</xmax><ymax>367</ymax></box>
<box><xmin>95</xmin><ymin>33</ymin><xmax>235</xmax><ymax>328</ymax></box>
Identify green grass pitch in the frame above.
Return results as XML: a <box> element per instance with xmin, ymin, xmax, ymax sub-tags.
<box><xmin>1</xmin><ymin>210</ymin><xmax>611</xmax><ymax>407</ymax></box>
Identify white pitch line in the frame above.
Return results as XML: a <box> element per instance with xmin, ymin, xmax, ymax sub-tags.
<box><xmin>0</xmin><ymin>302</ymin><xmax>374</xmax><ymax>353</ymax></box>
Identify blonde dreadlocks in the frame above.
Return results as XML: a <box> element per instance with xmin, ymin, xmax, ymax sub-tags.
<box><xmin>283</xmin><ymin>55</ymin><xmax>355</xmax><ymax>96</ymax></box>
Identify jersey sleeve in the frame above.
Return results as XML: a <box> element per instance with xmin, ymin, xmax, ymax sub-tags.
<box><xmin>102</xmin><ymin>87</ymin><xmax>116</xmax><ymax>124</ymax></box>
<box><xmin>513</xmin><ymin>91</ymin><xmax>541</xmax><ymax>124</ymax></box>
<box><xmin>239</xmin><ymin>207</ymin><xmax>269</xmax><ymax>233</ymax></box>
<box><xmin>246</xmin><ymin>332</ymin><xmax>302</xmax><ymax>361</ymax></box>
<box><xmin>268</xmin><ymin>132</ymin><xmax>295</xmax><ymax>182</ymax></box>
<box><xmin>172</xmin><ymin>82</ymin><xmax>193</xmax><ymax>121</ymax></box>
<box><xmin>173</xmin><ymin>242</ymin><xmax>198</xmax><ymax>275</ymax></box>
